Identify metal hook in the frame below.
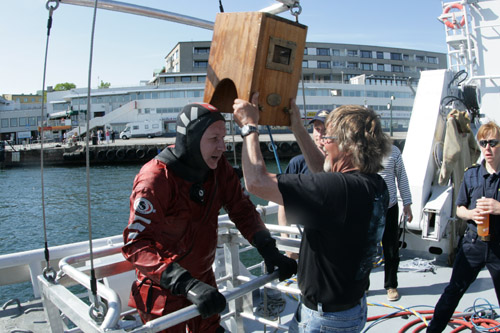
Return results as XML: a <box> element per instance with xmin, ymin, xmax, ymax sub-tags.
<box><xmin>43</xmin><ymin>266</ymin><xmax>57</xmax><ymax>283</ymax></box>
<box><xmin>289</xmin><ymin>1</ymin><xmax>302</xmax><ymax>18</ymax></box>
<box><xmin>45</xmin><ymin>0</ymin><xmax>59</xmax><ymax>11</ymax></box>
<box><xmin>89</xmin><ymin>300</ymin><xmax>108</xmax><ymax>324</ymax></box>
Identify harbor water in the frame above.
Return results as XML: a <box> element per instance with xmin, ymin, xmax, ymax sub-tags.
<box><xmin>0</xmin><ymin>157</ymin><xmax>290</xmax><ymax>305</ymax></box>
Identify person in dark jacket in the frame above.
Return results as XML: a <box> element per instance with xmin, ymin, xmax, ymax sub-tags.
<box><xmin>427</xmin><ymin>121</ymin><xmax>500</xmax><ymax>332</ymax></box>
<box><xmin>122</xmin><ymin>102</ymin><xmax>296</xmax><ymax>333</ymax></box>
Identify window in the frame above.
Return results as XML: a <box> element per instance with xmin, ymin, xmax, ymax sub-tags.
<box><xmin>194</xmin><ymin>61</ymin><xmax>208</xmax><ymax>68</ymax></box>
<box><xmin>10</xmin><ymin>118</ymin><xmax>18</xmax><ymax>127</ymax></box>
<box><xmin>317</xmin><ymin>61</ymin><xmax>331</xmax><ymax>69</ymax></box>
<box><xmin>332</xmin><ymin>49</ymin><xmax>340</xmax><ymax>56</ymax></box>
<box><xmin>144</xmin><ymin>108</ymin><xmax>151</xmax><ymax>114</ymax></box>
<box><xmin>347</xmin><ymin>50</ymin><xmax>358</xmax><ymax>57</ymax></box>
<box><xmin>197</xmin><ymin>76</ymin><xmax>206</xmax><ymax>83</ymax></box>
<box><xmin>361</xmin><ymin>50</ymin><xmax>372</xmax><ymax>58</ymax></box>
<box><xmin>377</xmin><ymin>64</ymin><xmax>385</xmax><ymax>71</ymax></box>
<box><xmin>317</xmin><ymin>48</ymin><xmax>330</xmax><ymax>56</ymax></box>
<box><xmin>392</xmin><ymin>65</ymin><xmax>403</xmax><ymax>72</ymax></box>
<box><xmin>144</xmin><ymin>125</ymin><xmax>149</xmax><ymax>129</ymax></box>
<box><xmin>193</xmin><ymin>47</ymin><xmax>210</xmax><ymax>54</ymax></box>
<box><xmin>361</xmin><ymin>63</ymin><xmax>373</xmax><ymax>70</ymax></box>
<box><xmin>19</xmin><ymin>117</ymin><xmax>27</xmax><ymax>126</ymax></box>
<box><xmin>403</xmin><ymin>54</ymin><xmax>409</xmax><ymax>61</ymax></box>
<box><xmin>376</xmin><ymin>51</ymin><xmax>384</xmax><ymax>59</ymax></box>
<box><xmin>164</xmin><ymin>77</ymin><xmax>175</xmax><ymax>84</ymax></box>
<box><xmin>303</xmin><ymin>48</ymin><xmax>308</xmax><ymax>55</ymax></box>
<box><xmin>390</xmin><ymin>53</ymin><xmax>402</xmax><ymax>61</ymax></box>
<box><xmin>428</xmin><ymin>56</ymin><xmax>438</xmax><ymax>64</ymax></box>
<box><xmin>332</xmin><ymin>61</ymin><xmax>344</xmax><ymax>68</ymax></box>
<box><xmin>416</xmin><ymin>55</ymin><xmax>425</xmax><ymax>62</ymax></box>
<box><xmin>1</xmin><ymin>119</ymin><xmax>8</xmax><ymax>128</ymax></box>
<box><xmin>187</xmin><ymin>90</ymin><xmax>203</xmax><ymax>98</ymax></box>
<box><xmin>404</xmin><ymin>66</ymin><xmax>412</xmax><ymax>72</ymax></box>
<box><xmin>347</xmin><ymin>62</ymin><xmax>358</xmax><ymax>69</ymax></box>
<box><xmin>302</xmin><ymin>60</ymin><xmax>308</xmax><ymax>68</ymax></box>
<box><xmin>29</xmin><ymin>117</ymin><xmax>36</xmax><ymax>126</ymax></box>
<box><xmin>181</xmin><ymin>77</ymin><xmax>192</xmax><ymax>83</ymax></box>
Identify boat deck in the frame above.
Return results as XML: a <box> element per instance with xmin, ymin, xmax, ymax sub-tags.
<box><xmin>1</xmin><ymin>254</ymin><xmax>496</xmax><ymax>332</ymax></box>
<box><xmin>246</xmin><ymin>255</ymin><xmax>497</xmax><ymax>332</ymax></box>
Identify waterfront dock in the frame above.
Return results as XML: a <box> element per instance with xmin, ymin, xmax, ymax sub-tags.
<box><xmin>0</xmin><ymin>132</ymin><xmax>406</xmax><ymax>168</ymax></box>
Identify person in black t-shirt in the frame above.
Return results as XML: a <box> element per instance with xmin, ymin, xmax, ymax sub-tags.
<box><xmin>278</xmin><ymin>109</ymin><xmax>331</xmax><ymax>259</ymax></box>
<box><xmin>233</xmin><ymin>94</ymin><xmax>391</xmax><ymax>332</ymax></box>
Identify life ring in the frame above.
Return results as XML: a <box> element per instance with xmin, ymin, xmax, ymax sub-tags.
<box><xmin>225</xmin><ymin>143</ymin><xmax>233</xmax><ymax>152</ymax></box>
<box><xmin>443</xmin><ymin>3</ymin><xmax>465</xmax><ymax>29</ymax></box>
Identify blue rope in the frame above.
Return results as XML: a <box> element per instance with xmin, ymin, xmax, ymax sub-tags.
<box><xmin>266</xmin><ymin>125</ymin><xmax>282</xmax><ymax>174</ymax></box>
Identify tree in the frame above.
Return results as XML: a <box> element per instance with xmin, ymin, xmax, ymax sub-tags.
<box><xmin>98</xmin><ymin>80</ymin><xmax>111</xmax><ymax>89</ymax></box>
<box><xmin>54</xmin><ymin>82</ymin><xmax>76</xmax><ymax>91</ymax></box>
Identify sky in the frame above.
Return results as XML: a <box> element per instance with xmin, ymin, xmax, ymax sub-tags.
<box><xmin>0</xmin><ymin>0</ymin><xmax>449</xmax><ymax>95</ymax></box>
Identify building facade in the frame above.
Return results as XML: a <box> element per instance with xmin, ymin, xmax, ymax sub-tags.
<box><xmin>1</xmin><ymin>41</ymin><xmax>446</xmax><ymax>141</ymax></box>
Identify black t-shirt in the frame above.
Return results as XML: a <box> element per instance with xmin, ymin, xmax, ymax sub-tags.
<box><xmin>277</xmin><ymin>171</ymin><xmax>388</xmax><ymax>307</ymax></box>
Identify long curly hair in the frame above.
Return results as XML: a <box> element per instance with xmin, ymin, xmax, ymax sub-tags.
<box><xmin>326</xmin><ymin>105</ymin><xmax>391</xmax><ymax>174</ymax></box>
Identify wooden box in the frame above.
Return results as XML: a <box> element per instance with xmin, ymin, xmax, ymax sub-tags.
<box><xmin>203</xmin><ymin>12</ymin><xmax>307</xmax><ymax>126</ymax></box>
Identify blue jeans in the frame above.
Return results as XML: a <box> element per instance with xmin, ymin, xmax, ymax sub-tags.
<box><xmin>288</xmin><ymin>295</ymin><xmax>367</xmax><ymax>333</ymax></box>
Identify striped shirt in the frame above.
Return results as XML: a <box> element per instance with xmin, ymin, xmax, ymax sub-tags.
<box><xmin>378</xmin><ymin>145</ymin><xmax>412</xmax><ymax>208</ymax></box>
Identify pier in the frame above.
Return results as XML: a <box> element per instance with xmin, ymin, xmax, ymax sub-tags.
<box><xmin>0</xmin><ymin>132</ymin><xmax>406</xmax><ymax>168</ymax></box>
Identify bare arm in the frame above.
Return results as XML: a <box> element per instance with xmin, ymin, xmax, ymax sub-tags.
<box><xmin>289</xmin><ymin>99</ymin><xmax>325</xmax><ymax>173</ymax></box>
<box><xmin>233</xmin><ymin>93</ymin><xmax>283</xmax><ymax>205</ymax></box>
<box><xmin>456</xmin><ymin>205</ymin><xmax>488</xmax><ymax>224</ymax></box>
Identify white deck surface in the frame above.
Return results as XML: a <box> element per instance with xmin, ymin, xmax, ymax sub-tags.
<box><xmin>1</xmin><ymin>254</ymin><xmax>497</xmax><ymax>332</ymax></box>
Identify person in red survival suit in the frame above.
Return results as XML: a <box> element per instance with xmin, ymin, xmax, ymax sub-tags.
<box><xmin>122</xmin><ymin>103</ymin><xmax>297</xmax><ymax>333</ymax></box>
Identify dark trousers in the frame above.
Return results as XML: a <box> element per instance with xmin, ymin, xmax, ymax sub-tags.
<box><xmin>382</xmin><ymin>204</ymin><xmax>400</xmax><ymax>289</ymax></box>
<box><xmin>427</xmin><ymin>231</ymin><xmax>500</xmax><ymax>332</ymax></box>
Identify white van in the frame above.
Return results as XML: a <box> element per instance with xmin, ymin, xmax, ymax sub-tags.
<box><xmin>120</xmin><ymin>120</ymin><xmax>164</xmax><ymax>139</ymax></box>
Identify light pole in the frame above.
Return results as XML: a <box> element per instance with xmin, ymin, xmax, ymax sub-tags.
<box><xmin>387</xmin><ymin>95</ymin><xmax>395</xmax><ymax>136</ymax></box>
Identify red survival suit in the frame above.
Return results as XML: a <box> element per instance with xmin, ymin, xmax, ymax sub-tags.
<box><xmin>122</xmin><ymin>156</ymin><xmax>266</xmax><ymax>332</ymax></box>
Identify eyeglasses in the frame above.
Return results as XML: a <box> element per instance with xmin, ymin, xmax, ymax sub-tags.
<box><xmin>479</xmin><ymin>139</ymin><xmax>499</xmax><ymax>148</ymax></box>
<box><xmin>321</xmin><ymin>136</ymin><xmax>337</xmax><ymax>143</ymax></box>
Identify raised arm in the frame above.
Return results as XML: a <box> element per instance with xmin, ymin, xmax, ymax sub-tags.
<box><xmin>288</xmin><ymin>99</ymin><xmax>325</xmax><ymax>173</ymax></box>
<box><xmin>232</xmin><ymin>93</ymin><xmax>283</xmax><ymax>205</ymax></box>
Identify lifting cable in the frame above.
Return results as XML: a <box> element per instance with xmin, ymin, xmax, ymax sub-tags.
<box><xmin>84</xmin><ymin>0</ymin><xmax>108</xmax><ymax>323</ymax></box>
<box><xmin>40</xmin><ymin>0</ymin><xmax>60</xmax><ymax>283</ymax></box>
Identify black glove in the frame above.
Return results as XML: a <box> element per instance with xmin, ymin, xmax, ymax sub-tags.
<box><xmin>160</xmin><ymin>263</ymin><xmax>227</xmax><ymax>319</ymax></box>
<box><xmin>252</xmin><ymin>230</ymin><xmax>297</xmax><ymax>281</ymax></box>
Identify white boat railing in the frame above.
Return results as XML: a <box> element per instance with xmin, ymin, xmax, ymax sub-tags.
<box><xmin>9</xmin><ymin>202</ymin><xmax>302</xmax><ymax>332</ymax></box>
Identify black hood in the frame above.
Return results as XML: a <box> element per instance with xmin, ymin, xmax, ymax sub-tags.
<box><xmin>156</xmin><ymin>103</ymin><xmax>225</xmax><ymax>183</ymax></box>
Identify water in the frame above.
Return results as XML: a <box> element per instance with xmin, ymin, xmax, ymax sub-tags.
<box><xmin>0</xmin><ymin>157</ymin><xmax>289</xmax><ymax>304</ymax></box>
